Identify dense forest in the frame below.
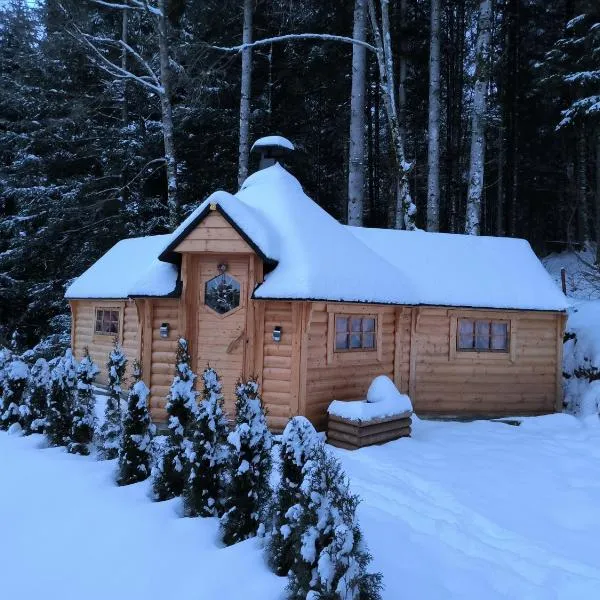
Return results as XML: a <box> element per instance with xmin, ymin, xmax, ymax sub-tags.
<box><xmin>0</xmin><ymin>0</ymin><xmax>598</xmax><ymax>352</ymax></box>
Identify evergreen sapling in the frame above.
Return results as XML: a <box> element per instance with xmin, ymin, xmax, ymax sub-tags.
<box><xmin>0</xmin><ymin>357</ymin><xmax>30</xmax><ymax>432</ymax></box>
<box><xmin>267</xmin><ymin>416</ymin><xmax>319</xmax><ymax>575</ymax></box>
<box><xmin>26</xmin><ymin>358</ymin><xmax>51</xmax><ymax>434</ymax></box>
<box><xmin>183</xmin><ymin>366</ymin><xmax>230</xmax><ymax>517</ymax></box>
<box><xmin>46</xmin><ymin>350</ymin><xmax>78</xmax><ymax>447</ymax></box>
<box><xmin>97</xmin><ymin>341</ymin><xmax>127</xmax><ymax>460</ymax></box>
<box><xmin>118</xmin><ymin>360</ymin><xmax>154</xmax><ymax>486</ymax></box>
<box><xmin>152</xmin><ymin>338</ymin><xmax>197</xmax><ymax>500</ymax></box>
<box><xmin>68</xmin><ymin>348</ymin><xmax>99</xmax><ymax>455</ymax></box>
<box><xmin>286</xmin><ymin>445</ymin><xmax>383</xmax><ymax>600</ymax></box>
<box><xmin>220</xmin><ymin>378</ymin><xmax>272</xmax><ymax>546</ymax></box>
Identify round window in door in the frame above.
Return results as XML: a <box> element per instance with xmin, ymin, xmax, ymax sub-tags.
<box><xmin>205</xmin><ymin>273</ymin><xmax>241</xmax><ymax>315</ymax></box>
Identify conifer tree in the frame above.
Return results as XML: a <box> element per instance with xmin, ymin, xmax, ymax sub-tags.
<box><xmin>46</xmin><ymin>349</ymin><xmax>78</xmax><ymax>447</ymax></box>
<box><xmin>286</xmin><ymin>445</ymin><xmax>383</xmax><ymax>600</ymax></box>
<box><xmin>0</xmin><ymin>357</ymin><xmax>30</xmax><ymax>431</ymax></box>
<box><xmin>267</xmin><ymin>416</ymin><xmax>319</xmax><ymax>576</ymax></box>
<box><xmin>152</xmin><ymin>338</ymin><xmax>197</xmax><ymax>501</ymax></box>
<box><xmin>25</xmin><ymin>357</ymin><xmax>50</xmax><ymax>434</ymax></box>
<box><xmin>68</xmin><ymin>348</ymin><xmax>99</xmax><ymax>455</ymax></box>
<box><xmin>183</xmin><ymin>366</ymin><xmax>230</xmax><ymax>517</ymax></box>
<box><xmin>118</xmin><ymin>360</ymin><xmax>153</xmax><ymax>486</ymax></box>
<box><xmin>97</xmin><ymin>341</ymin><xmax>127</xmax><ymax>460</ymax></box>
<box><xmin>220</xmin><ymin>378</ymin><xmax>272</xmax><ymax>546</ymax></box>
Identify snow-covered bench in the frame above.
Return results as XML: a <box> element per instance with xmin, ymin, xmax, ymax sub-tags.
<box><xmin>327</xmin><ymin>376</ymin><xmax>413</xmax><ymax>450</ymax></box>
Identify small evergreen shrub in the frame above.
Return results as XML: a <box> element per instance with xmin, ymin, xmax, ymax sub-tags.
<box><xmin>97</xmin><ymin>341</ymin><xmax>127</xmax><ymax>460</ymax></box>
<box><xmin>152</xmin><ymin>338</ymin><xmax>197</xmax><ymax>501</ymax></box>
<box><xmin>26</xmin><ymin>358</ymin><xmax>51</xmax><ymax>434</ymax></box>
<box><xmin>220</xmin><ymin>378</ymin><xmax>272</xmax><ymax>546</ymax></box>
<box><xmin>266</xmin><ymin>416</ymin><xmax>319</xmax><ymax>576</ymax></box>
<box><xmin>118</xmin><ymin>361</ymin><xmax>153</xmax><ymax>486</ymax></box>
<box><xmin>183</xmin><ymin>366</ymin><xmax>230</xmax><ymax>517</ymax></box>
<box><xmin>46</xmin><ymin>349</ymin><xmax>78</xmax><ymax>447</ymax></box>
<box><xmin>68</xmin><ymin>348</ymin><xmax>99</xmax><ymax>455</ymax></box>
<box><xmin>0</xmin><ymin>357</ymin><xmax>30</xmax><ymax>432</ymax></box>
<box><xmin>286</xmin><ymin>445</ymin><xmax>383</xmax><ymax>600</ymax></box>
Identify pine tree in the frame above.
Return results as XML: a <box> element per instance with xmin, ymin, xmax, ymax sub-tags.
<box><xmin>46</xmin><ymin>349</ymin><xmax>77</xmax><ymax>447</ymax></box>
<box><xmin>0</xmin><ymin>357</ymin><xmax>30</xmax><ymax>431</ymax></box>
<box><xmin>220</xmin><ymin>378</ymin><xmax>272</xmax><ymax>546</ymax></box>
<box><xmin>266</xmin><ymin>416</ymin><xmax>319</xmax><ymax>576</ymax></box>
<box><xmin>118</xmin><ymin>360</ymin><xmax>153</xmax><ymax>486</ymax></box>
<box><xmin>97</xmin><ymin>341</ymin><xmax>127</xmax><ymax>460</ymax></box>
<box><xmin>67</xmin><ymin>348</ymin><xmax>99</xmax><ymax>455</ymax></box>
<box><xmin>25</xmin><ymin>357</ymin><xmax>50</xmax><ymax>434</ymax></box>
<box><xmin>286</xmin><ymin>444</ymin><xmax>383</xmax><ymax>600</ymax></box>
<box><xmin>183</xmin><ymin>366</ymin><xmax>230</xmax><ymax>517</ymax></box>
<box><xmin>152</xmin><ymin>338</ymin><xmax>197</xmax><ymax>501</ymax></box>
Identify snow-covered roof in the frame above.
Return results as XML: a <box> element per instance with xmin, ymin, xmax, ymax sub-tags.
<box><xmin>250</xmin><ymin>135</ymin><xmax>294</xmax><ymax>152</ymax></box>
<box><xmin>66</xmin><ymin>164</ymin><xmax>567</xmax><ymax>311</ymax></box>
<box><xmin>65</xmin><ymin>235</ymin><xmax>178</xmax><ymax>299</ymax></box>
<box><xmin>348</xmin><ymin>227</ymin><xmax>568</xmax><ymax>311</ymax></box>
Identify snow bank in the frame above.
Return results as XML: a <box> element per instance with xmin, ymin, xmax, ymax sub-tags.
<box><xmin>543</xmin><ymin>246</ymin><xmax>600</xmax><ymax>301</ymax></box>
<box><xmin>251</xmin><ymin>135</ymin><xmax>295</xmax><ymax>151</ymax></box>
<box><xmin>329</xmin><ymin>378</ymin><xmax>412</xmax><ymax>422</ymax></box>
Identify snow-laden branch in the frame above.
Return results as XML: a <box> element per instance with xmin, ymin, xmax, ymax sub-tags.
<box><xmin>210</xmin><ymin>33</ymin><xmax>379</xmax><ymax>55</ymax></box>
<box><xmin>89</xmin><ymin>0</ymin><xmax>162</xmax><ymax>17</ymax></box>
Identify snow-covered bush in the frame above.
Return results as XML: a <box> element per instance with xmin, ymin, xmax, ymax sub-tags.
<box><xmin>286</xmin><ymin>444</ymin><xmax>383</xmax><ymax>600</ymax></box>
<box><xmin>46</xmin><ymin>349</ymin><xmax>78</xmax><ymax>447</ymax></box>
<box><xmin>118</xmin><ymin>361</ymin><xmax>153</xmax><ymax>486</ymax></box>
<box><xmin>266</xmin><ymin>416</ymin><xmax>319</xmax><ymax>576</ymax></box>
<box><xmin>152</xmin><ymin>338</ymin><xmax>197</xmax><ymax>501</ymax></box>
<box><xmin>97</xmin><ymin>342</ymin><xmax>127</xmax><ymax>460</ymax></box>
<box><xmin>183</xmin><ymin>366</ymin><xmax>230</xmax><ymax>517</ymax></box>
<box><xmin>68</xmin><ymin>348</ymin><xmax>99</xmax><ymax>455</ymax></box>
<box><xmin>220</xmin><ymin>378</ymin><xmax>272</xmax><ymax>546</ymax></box>
<box><xmin>0</xmin><ymin>357</ymin><xmax>29</xmax><ymax>431</ymax></box>
<box><xmin>26</xmin><ymin>358</ymin><xmax>51</xmax><ymax>434</ymax></box>
<box><xmin>0</xmin><ymin>347</ymin><xmax>12</xmax><ymax>400</ymax></box>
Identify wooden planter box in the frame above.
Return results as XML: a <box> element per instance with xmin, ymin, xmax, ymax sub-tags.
<box><xmin>327</xmin><ymin>411</ymin><xmax>412</xmax><ymax>450</ymax></box>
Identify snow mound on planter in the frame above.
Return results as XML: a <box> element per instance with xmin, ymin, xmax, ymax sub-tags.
<box><xmin>328</xmin><ymin>377</ymin><xmax>412</xmax><ymax>422</ymax></box>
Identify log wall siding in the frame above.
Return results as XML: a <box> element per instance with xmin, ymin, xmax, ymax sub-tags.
<box><xmin>70</xmin><ymin>299</ymin><xmax>140</xmax><ymax>387</ymax></box>
<box><xmin>303</xmin><ymin>303</ymin><xmax>398</xmax><ymax>431</ymax></box>
<box><xmin>261</xmin><ymin>301</ymin><xmax>294</xmax><ymax>432</ymax></box>
<box><xmin>147</xmin><ymin>299</ymin><xmax>180</xmax><ymax>421</ymax></box>
<box><xmin>411</xmin><ymin>307</ymin><xmax>563</xmax><ymax>416</ymax></box>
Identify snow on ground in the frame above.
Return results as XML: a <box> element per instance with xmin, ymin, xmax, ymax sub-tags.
<box><xmin>2</xmin><ymin>413</ymin><xmax>600</xmax><ymax>599</ymax></box>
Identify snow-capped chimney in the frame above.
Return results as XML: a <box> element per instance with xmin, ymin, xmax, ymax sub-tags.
<box><xmin>250</xmin><ymin>135</ymin><xmax>294</xmax><ymax>171</ymax></box>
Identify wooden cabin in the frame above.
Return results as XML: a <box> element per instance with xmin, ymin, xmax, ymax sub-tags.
<box><xmin>65</xmin><ymin>139</ymin><xmax>568</xmax><ymax>431</ymax></box>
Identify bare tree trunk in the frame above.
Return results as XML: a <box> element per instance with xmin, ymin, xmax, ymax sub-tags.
<box><xmin>465</xmin><ymin>0</ymin><xmax>492</xmax><ymax>235</ymax></box>
<box><xmin>577</xmin><ymin>125</ymin><xmax>590</xmax><ymax>244</ymax></box>
<box><xmin>398</xmin><ymin>0</ymin><xmax>407</xmax><ymax>154</ymax></box>
<box><xmin>120</xmin><ymin>3</ymin><xmax>129</xmax><ymax>206</ymax></box>
<box><xmin>596</xmin><ymin>131</ymin><xmax>600</xmax><ymax>263</ymax></box>
<box><xmin>157</xmin><ymin>0</ymin><xmax>178</xmax><ymax>229</ymax></box>
<box><xmin>367</xmin><ymin>0</ymin><xmax>416</xmax><ymax>230</ymax></box>
<box><xmin>426</xmin><ymin>0</ymin><xmax>441</xmax><ymax>231</ymax></box>
<box><xmin>496</xmin><ymin>124</ymin><xmax>505</xmax><ymax>235</ymax></box>
<box><xmin>237</xmin><ymin>0</ymin><xmax>253</xmax><ymax>187</ymax></box>
<box><xmin>347</xmin><ymin>0</ymin><xmax>367</xmax><ymax>226</ymax></box>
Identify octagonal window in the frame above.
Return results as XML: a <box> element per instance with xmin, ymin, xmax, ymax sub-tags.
<box><xmin>205</xmin><ymin>273</ymin><xmax>241</xmax><ymax>315</ymax></box>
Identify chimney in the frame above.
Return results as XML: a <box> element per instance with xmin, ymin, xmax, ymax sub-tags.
<box><xmin>250</xmin><ymin>135</ymin><xmax>294</xmax><ymax>171</ymax></box>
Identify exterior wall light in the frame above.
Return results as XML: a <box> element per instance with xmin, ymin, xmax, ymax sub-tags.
<box><xmin>272</xmin><ymin>326</ymin><xmax>282</xmax><ymax>343</ymax></box>
<box><xmin>160</xmin><ymin>323</ymin><xmax>170</xmax><ymax>338</ymax></box>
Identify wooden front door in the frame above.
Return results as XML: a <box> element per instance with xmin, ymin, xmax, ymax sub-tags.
<box><xmin>196</xmin><ymin>254</ymin><xmax>250</xmax><ymax>416</ymax></box>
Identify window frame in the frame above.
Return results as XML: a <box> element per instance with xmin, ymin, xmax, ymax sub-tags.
<box><xmin>333</xmin><ymin>314</ymin><xmax>378</xmax><ymax>353</ymax></box>
<box><xmin>93</xmin><ymin>306</ymin><xmax>122</xmax><ymax>338</ymax></box>
<box><xmin>449</xmin><ymin>311</ymin><xmax>516</xmax><ymax>363</ymax></box>
<box><xmin>457</xmin><ymin>318</ymin><xmax>510</xmax><ymax>353</ymax></box>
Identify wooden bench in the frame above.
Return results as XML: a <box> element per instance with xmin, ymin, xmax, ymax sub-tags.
<box><xmin>327</xmin><ymin>410</ymin><xmax>412</xmax><ymax>450</ymax></box>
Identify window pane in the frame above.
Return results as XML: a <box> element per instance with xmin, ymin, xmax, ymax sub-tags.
<box><xmin>363</xmin><ymin>333</ymin><xmax>375</xmax><ymax>348</ymax></box>
<box><xmin>362</xmin><ymin>318</ymin><xmax>375</xmax><ymax>332</ymax></box>
<box><xmin>95</xmin><ymin>319</ymin><xmax>102</xmax><ymax>333</ymax></box>
<box><xmin>350</xmin><ymin>317</ymin><xmax>362</xmax><ymax>333</ymax></box>
<box><xmin>491</xmin><ymin>322</ymin><xmax>508</xmax><ymax>350</ymax></box>
<box><xmin>475</xmin><ymin>320</ymin><xmax>490</xmax><ymax>350</ymax></box>
<box><xmin>335</xmin><ymin>333</ymin><xmax>348</xmax><ymax>350</ymax></box>
<box><xmin>335</xmin><ymin>317</ymin><xmax>348</xmax><ymax>333</ymax></box>
<box><xmin>349</xmin><ymin>333</ymin><xmax>362</xmax><ymax>348</ymax></box>
<box><xmin>458</xmin><ymin>319</ymin><xmax>474</xmax><ymax>349</ymax></box>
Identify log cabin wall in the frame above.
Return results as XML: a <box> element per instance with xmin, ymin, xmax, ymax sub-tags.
<box><xmin>411</xmin><ymin>307</ymin><xmax>565</xmax><ymax>416</ymax></box>
<box><xmin>70</xmin><ymin>299</ymin><xmax>139</xmax><ymax>387</ymax></box>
